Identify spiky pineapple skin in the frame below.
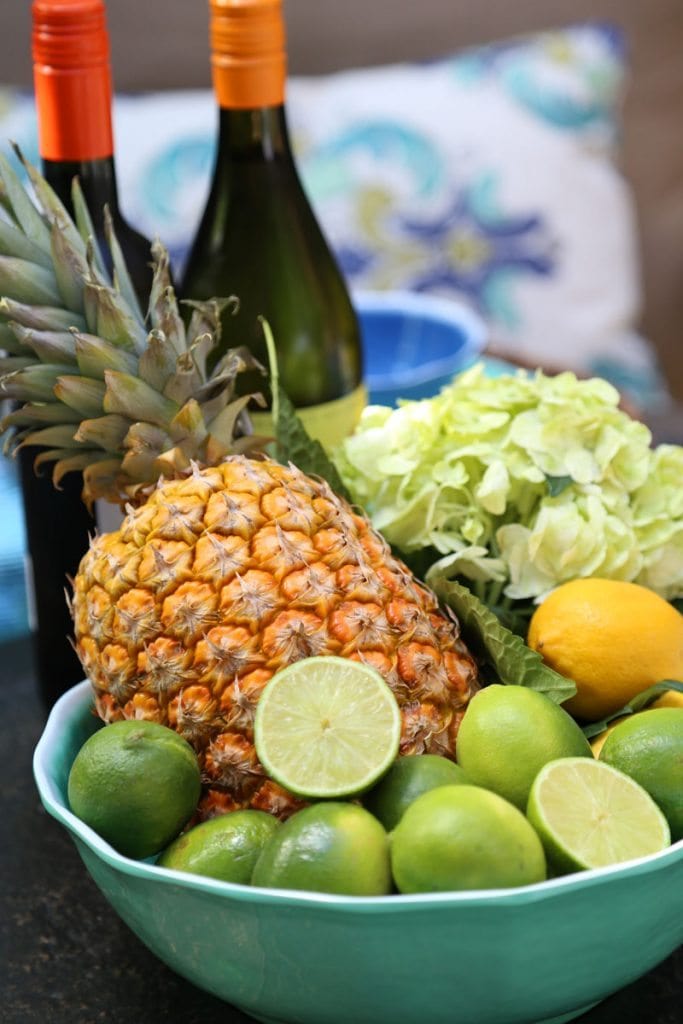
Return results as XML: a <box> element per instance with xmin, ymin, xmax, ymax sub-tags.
<box><xmin>73</xmin><ymin>455</ymin><xmax>479</xmax><ymax>819</ymax></box>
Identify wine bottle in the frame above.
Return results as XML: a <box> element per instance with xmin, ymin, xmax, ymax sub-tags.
<box><xmin>22</xmin><ymin>0</ymin><xmax>152</xmax><ymax>708</ymax></box>
<box><xmin>181</xmin><ymin>0</ymin><xmax>365</xmax><ymax>446</ymax></box>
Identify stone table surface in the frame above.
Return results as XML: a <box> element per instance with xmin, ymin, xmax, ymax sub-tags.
<box><xmin>1</xmin><ymin>635</ymin><xmax>681</xmax><ymax>1024</ymax></box>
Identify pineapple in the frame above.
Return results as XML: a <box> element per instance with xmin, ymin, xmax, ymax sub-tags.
<box><xmin>0</xmin><ymin>151</ymin><xmax>479</xmax><ymax>819</ymax></box>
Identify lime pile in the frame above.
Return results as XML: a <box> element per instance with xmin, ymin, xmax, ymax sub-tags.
<box><xmin>66</xmin><ymin>655</ymin><xmax>679</xmax><ymax>896</ymax></box>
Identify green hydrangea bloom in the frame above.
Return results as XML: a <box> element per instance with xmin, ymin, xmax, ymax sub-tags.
<box><xmin>333</xmin><ymin>364</ymin><xmax>682</xmax><ymax>602</ymax></box>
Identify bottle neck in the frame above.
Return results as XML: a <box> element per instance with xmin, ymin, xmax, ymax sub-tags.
<box><xmin>215</xmin><ymin>104</ymin><xmax>293</xmax><ymax>161</ymax></box>
<box><xmin>33</xmin><ymin>61</ymin><xmax>114</xmax><ymax>164</ymax></box>
<box><xmin>32</xmin><ymin>0</ymin><xmax>114</xmax><ymax>162</ymax></box>
<box><xmin>42</xmin><ymin>155</ymin><xmax>120</xmax><ymax>225</ymax></box>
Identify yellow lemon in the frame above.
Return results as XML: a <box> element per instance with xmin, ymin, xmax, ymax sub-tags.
<box><xmin>527</xmin><ymin>579</ymin><xmax>683</xmax><ymax>722</ymax></box>
<box><xmin>650</xmin><ymin>689</ymin><xmax>683</xmax><ymax>710</ymax></box>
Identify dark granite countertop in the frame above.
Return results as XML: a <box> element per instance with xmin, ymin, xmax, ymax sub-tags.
<box><xmin>2</xmin><ymin>636</ymin><xmax>681</xmax><ymax>1024</ymax></box>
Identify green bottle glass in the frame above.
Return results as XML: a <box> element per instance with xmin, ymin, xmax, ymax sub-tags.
<box><xmin>24</xmin><ymin>0</ymin><xmax>153</xmax><ymax>708</ymax></box>
<box><xmin>180</xmin><ymin>0</ymin><xmax>365</xmax><ymax>447</ymax></box>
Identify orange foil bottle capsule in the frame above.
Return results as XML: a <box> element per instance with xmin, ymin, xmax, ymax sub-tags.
<box><xmin>181</xmin><ymin>0</ymin><xmax>366</xmax><ymax>448</ymax></box>
<box><xmin>32</xmin><ymin>0</ymin><xmax>114</xmax><ymax>161</ymax></box>
<box><xmin>30</xmin><ymin>0</ymin><xmax>151</xmax><ymax>285</ymax></box>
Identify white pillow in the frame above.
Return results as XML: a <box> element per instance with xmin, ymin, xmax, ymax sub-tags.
<box><xmin>0</xmin><ymin>22</ymin><xmax>665</xmax><ymax>407</ymax></box>
<box><xmin>285</xmin><ymin>24</ymin><xmax>660</xmax><ymax>400</ymax></box>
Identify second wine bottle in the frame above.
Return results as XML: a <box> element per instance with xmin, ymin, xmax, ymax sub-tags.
<box><xmin>181</xmin><ymin>0</ymin><xmax>365</xmax><ymax>448</ymax></box>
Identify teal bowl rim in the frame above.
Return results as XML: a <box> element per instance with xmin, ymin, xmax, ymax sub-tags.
<box><xmin>35</xmin><ymin>679</ymin><xmax>683</xmax><ymax>915</ymax></box>
<box><xmin>352</xmin><ymin>289</ymin><xmax>488</xmax><ymax>391</ymax></box>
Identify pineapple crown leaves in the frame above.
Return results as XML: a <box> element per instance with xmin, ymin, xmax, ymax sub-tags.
<box><xmin>0</xmin><ymin>147</ymin><xmax>268</xmax><ymax>506</ymax></box>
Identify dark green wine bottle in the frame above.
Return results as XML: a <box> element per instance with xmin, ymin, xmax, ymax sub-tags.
<box><xmin>24</xmin><ymin>0</ymin><xmax>153</xmax><ymax>709</ymax></box>
<box><xmin>180</xmin><ymin>0</ymin><xmax>365</xmax><ymax>447</ymax></box>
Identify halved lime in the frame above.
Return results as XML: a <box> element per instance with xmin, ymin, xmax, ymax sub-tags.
<box><xmin>254</xmin><ymin>656</ymin><xmax>402</xmax><ymax>799</ymax></box>
<box><xmin>527</xmin><ymin>757</ymin><xmax>671</xmax><ymax>874</ymax></box>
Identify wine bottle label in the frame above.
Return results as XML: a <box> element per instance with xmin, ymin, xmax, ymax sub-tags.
<box><xmin>249</xmin><ymin>384</ymin><xmax>368</xmax><ymax>450</ymax></box>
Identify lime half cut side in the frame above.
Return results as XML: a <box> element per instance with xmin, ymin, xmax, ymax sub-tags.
<box><xmin>527</xmin><ymin>757</ymin><xmax>671</xmax><ymax>874</ymax></box>
<box><xmin>254</xmin><ymin>656</ymin><xmax>402</xmax><ymax>799</ymax></box>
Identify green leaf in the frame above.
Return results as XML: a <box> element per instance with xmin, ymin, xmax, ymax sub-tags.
<box><xmin>2</xmin><ymin>402</ymin><xmax>82</xmax><ymax>428</ymax></box>
<box><xmin>546</xmin><ymin>474</ymin><xmax>573</xmax><ymax>498</ymax></box>
<box><xmin>0</xmin><ymin>212</ymin><xmax>53</xmax><ymax>269</ymax></box>
<box><xmin>0</xmin><ymin>150</ymin><xmax>52</xmax><ymax>253</ymax></box>
<box><xmin>0</xmin><ymin>297</ymin><xmax>86</xmax><ymax>333</ymax></box>
<box><xmin>54</xmin><ymin>375</ymin><xmax>107</xmax><ymax>417</ymax></box>
<box><xmin>86</xmin><ymin>282</ymin><xmax>147</xmax><ymax>353</ymax></box>
<box><xmin>73</xmin><ymin>331</ymin><xmax>138</xmax><ymax>379</ymax></box>
<box><xmin>0</xmin><ymin>321</ymin><xmax>24</xmax><ymax>354</ymax></box>
<box><xmin>103</xmin><ymin>369</ymin><xmax>178</xmax><ymax>427</ymax></box>
<box><xmin>581</xmin><ymin>680</ymin><xmax>683</xmax><ymax>739</ymax></box>
<box><xmin>0</xmin><ymin>363</ymin><xmax>74</xmax><ymax>402</ymax></box>
<box><xmin>71</xmin><ymin>177</ymin><xmax>108</xmax><ymax>281</ymax></box>
<box><xmin>274</xmin><ymin>388</ymin><xmax>353</xmax><ymax>502</ymax></box>
<box><xmin>20</xmin><ymin>424</ymin><xmax>82</xmax><ymax>449</ymax></box>
<box><xmin>11</xmin><ymin>324</ymin><xmax>77</xmax><ymax>364</ymax></box>
<box><xmin>428</xmin><ymin>576</ymin><xmax>577</xmax><ymax>704</ymax></box>
<box><xmin>261</xmin><ymin>317</ymin><xmax>353</xmax><ymax>503</ymax></box>
<box><xmin>137</xmin><ymin>329</ymin><xmax>177</xmax><ymax>391</ymax></box>
<box><xmin>105</xmin><ymin>205</ymin><xmax>146</xmax><ymax>323</ymax></box>
<box><xmin>50</xmin><ymin>217</ymin><xmax>89</xmax><ymax>312</ymax></box>
<box><xmin>74</xmin><ymin>414</ymin><xmax>130</xmax><ymax>451</ymax></box>
<box><xmin>0</xmin><ymin>255</ymin><xmax>61</xmax><ymax>307</ymax></box>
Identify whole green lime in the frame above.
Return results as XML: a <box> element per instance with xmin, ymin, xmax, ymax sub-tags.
<box><xmin>251</xmin><ymin>802</ymin><xmax>391</xmax><ymax>896</ymax></box>
<box><xmin>390</xmin><ymin>785</ymin><xmax>547</xmax><ymax>893</ymax></box>
<box><xmin>68</xmin><ymin>720</ymin><xmax>201</xmax><ymax>859</ymax></box>
<box><xmin>158</xmin><ymin>810</ymin><xmax>280</xmax><ymax>883</ymax></box>
<box><xmin>599</xmin><ymin>708</ymin><xmax>683</xmax><ymax>841</ymax></box>
<box><xmin>363</xmin><ymin>754</ymin><xmax>469</xmax><ymax>831</ymax></box>
<box><xmin>455</xmin><ymin>685</ymin><xmax>593</xmax><ymax>809</ymax></box>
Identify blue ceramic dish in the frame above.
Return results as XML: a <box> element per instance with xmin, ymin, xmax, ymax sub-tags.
<box><xmin>354</xmin><ymin>290</ymin><xmax>487</xmax><ymax>405</ymax></box>
<box><xmin>34</xmin><ymin>681</ymin><xmax>683</xmax><ymax>1024</ymax></box>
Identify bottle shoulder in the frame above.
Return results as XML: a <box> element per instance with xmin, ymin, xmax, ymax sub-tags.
<box><xmin>180</xmin><ymin>108</ymin><xmax>363</xmax><ymax>409</ymax></box>
<box><xmin>181</xmin><ymin>156</ymin><xmax>345</xmax><ymax>296</ymax></box>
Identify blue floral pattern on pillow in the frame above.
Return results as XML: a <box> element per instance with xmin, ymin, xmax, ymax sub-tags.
<box><xmin>451</xmin><ymin>24</ymin><xmax>626</xmax><ymax>131</ymax></box>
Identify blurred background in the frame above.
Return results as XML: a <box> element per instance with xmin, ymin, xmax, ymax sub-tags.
<box><xmin>2</xmin><ymin>0</ymin><xmax>682</xmax><ymax>399</ymax></box>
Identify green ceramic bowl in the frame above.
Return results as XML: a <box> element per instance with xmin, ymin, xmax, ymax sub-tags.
<box><xmin>34</xmin><ymin>681</ymin><xmax>683</xmax><ymax>1024</ymax></box>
